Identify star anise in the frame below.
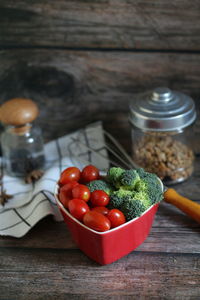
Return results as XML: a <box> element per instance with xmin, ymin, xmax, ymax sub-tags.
<box><xmin>0</xmin><ymin>161</ymin><xmax>13</xmax><ymax>205</ymax></box>
<box><xmin>0</xmin><ymin>189</ymin><xmax>13</xmax><ymax>206</ymax></box>
<box><xmin>25</xmin><ymin>169</ymin><xmax>44</xmax><ymax>184</ymax></box>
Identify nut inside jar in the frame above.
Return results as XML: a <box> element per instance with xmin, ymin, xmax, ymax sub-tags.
<box><xmin>132</xmin><ymin>132</ymin><xmax>194</xmax><ymax>184</ymax></box>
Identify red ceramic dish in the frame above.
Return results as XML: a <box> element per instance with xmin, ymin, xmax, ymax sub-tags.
<box><xmin>55</xmin><ymin>180</ymin><xmax>163</xmax><ymax>265</ymax></box>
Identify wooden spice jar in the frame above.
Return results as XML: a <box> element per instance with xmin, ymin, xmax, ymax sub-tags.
<box><xmin>0</xmin><ymin>98</ymin><xmax>45</xmax><ymax>177</ymax></box>
<box><xmin>129</xmin><ymin>88</ymin><xmax>196</xmax><ymax>184</ymax></box>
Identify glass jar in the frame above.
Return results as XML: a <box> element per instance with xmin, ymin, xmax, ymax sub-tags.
<box><xmin>0</xmin><ymin>98</ymin><xmax>45</xmax><ymax>177</ymax></box>
<box><xmin>1</xmin><ymin>123</ymin><xmax>45</xmax><ymax>177</ymax></box>
<box><xmin>129</xmin><ymin>87</ymin><xmax>196</xmax><ymax>184</ymax></box>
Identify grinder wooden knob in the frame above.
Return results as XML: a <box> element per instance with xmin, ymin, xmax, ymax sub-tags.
<box><xmin>0</xmin><ymin>98</ymin><xmax>39</xmax><ymax>126</ymax></box>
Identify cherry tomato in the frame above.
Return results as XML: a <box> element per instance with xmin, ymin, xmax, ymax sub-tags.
<box><xmin>72</xmin><ymin>184</ymin><xmax>90</xmax><ymax>202</ymax></box>
<box><xmin>83</xmin><ymin>211</ymin><xmax>111</xmax><ymax>232</ymax></box>
<box><xmin>68</xmin><ymin>198</ymin><xmax>90</xmax><ymax>221</ymax></box>
<box><xmin>81</xmin><ymin>165</ymin><xmax>99</xmax><ymax>183</ymax></box>
<box><xmin>91</xmin><ymin>206</ymin><xmax>109</xmax><ymax>216</ymax></box>
<box><xmin>90</xmin><ymin>190</ymin><xmax>110</xmax><ymax>207</ymax></box>
<box><xmin>59</xmin><ymin>167</ymin><xmax>81</xmax><ymax>185</ymax></box>
<box><xmin>59</xmin><ymin>181</ymin><xmax>79</xmax><ymax>208</ymax></box>
<box><xmin>107</xmin><ymin>209</ymin><xmax>126</xmax><ymax>228</ymax></box>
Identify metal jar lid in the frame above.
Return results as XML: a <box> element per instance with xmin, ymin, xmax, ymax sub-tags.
<box><xmin>129</xmin><ymin>87</ymin><xmax>196</xmax><ymax>132</ymax></box>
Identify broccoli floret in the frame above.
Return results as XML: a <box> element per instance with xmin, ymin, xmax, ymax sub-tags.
<box><xmin>135</xmin><ymin>170</ymin><xmax>163</xmax><ymax>204</ymax></box>
<box><xmin>108</xmin><ymin>167</ymin><xmax>163</xmax><ymax>221</ymax></box>
<box><xmin>109</xmin><ymin>189</ymin><xmax>133</xmax><ymax>209</ymax></box>
<box><xmin>109</xmin><ymin>189</ymin><xmax>151</xmax><ymax>221</ymax></box>
<box><xmin>121</xmin><ymin>199</ymin><xmax>145</xmax><ymax>221</ymax></box>
<box><xmin>146</xmin><ymin>176</ymin><xmax>163</xmax><ymax>204</ymax></box>
<box><xmin>135</xmin><ymin>180</ymin><xmax>147</xmax><ymax>192</ymax></box>
<box><xmin>136</xmin><ymin>168</ymin><xmax>147</xmax><ymax>178</ymax></box>
<box><xmin>120</xmin><ymin>194</ymin><xmax>150</xmax><ymax>221</ymax></box>
<box><xmin>120</xmin><ymin>169</ymin><xmax>140</xmax><ymax>190</ymax></box>
<box><xmin>107</xmin><ymin>167</ymin><xmax>125</xmax><ymax>188</ymax></box>
<box><xmin>86</xmin><ymin>179</ymin><xmax>113</xmax><ymax>195</ymax></box>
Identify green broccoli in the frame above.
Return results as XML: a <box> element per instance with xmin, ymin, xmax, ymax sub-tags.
<box><xmin>136</xmin><ymin>168</ymin><xmax>147</xmax><ymax>178</ymax></box>
<box><xmin>108</xmin><ymin>167</ymin><xmax>163</xmax><ymax>221</ymax></box>
<box><xmin>107</xmin><ymin>167</ymin><xmax>125</xmax><ymax>188</ymax></box>
<box><xmin>121</xmin><ymin>192</ymin><xmax>151</xmax><ymax>221</ymax></box>
<box><xmin>109</xmin><ymin>189</ymin><xmax>133</xmax><ymax>209</ymax></box>
<box><xmin>135</xmin><ymin>169</ymin><xmax>163</xmax><ymax>204</ymax></box>
<box><xmin>109</xmin><ymin>189</ymin><xmax>151</xmax><ymax>221</ymax></box>
<box><xmin>86</xmin><ymin>179</ymin><xmax>113</xmax><ymax>195</ymax></box>
<box><xmin>120</xmin><ymin>169</ymin><xmax>140</xmax><ymax>190</ymax></box>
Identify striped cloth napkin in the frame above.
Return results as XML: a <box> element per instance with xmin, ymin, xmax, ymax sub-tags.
<box><xmin>0</xmin><ymin>121</ymin><xmax>109</xmax><ymax>237</ymax></box>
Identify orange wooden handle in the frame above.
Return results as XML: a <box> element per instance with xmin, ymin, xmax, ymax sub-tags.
<box><xmin>164</xmin><ymin>188</ymin><xmax>200</xmax><ymax>224</ymax></box>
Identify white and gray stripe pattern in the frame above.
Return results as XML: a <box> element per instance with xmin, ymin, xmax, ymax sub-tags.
<box><xmin>0</xmin><ymin>121</ymin><xmax>109</xmax><ymax>237</ymax></box>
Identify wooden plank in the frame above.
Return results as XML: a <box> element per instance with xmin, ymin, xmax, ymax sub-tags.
<box><xmin>1</xmin><ymin>199</ymin><xmax>200</xmax><ymax>253</ymax></box>
<box><xmin>0</xmin><ymin>1</ymin><xmax>200</xmax><ymax>50</ymax></box>
<box><xmin>0</xmin><ymin>49</ymin><xmax>200</xmax><ymax>148</ymax></box>
<box><xmin>0</xmin><ymin>248</ymin><xmax>200</xmax><ymax>299</ymax></box>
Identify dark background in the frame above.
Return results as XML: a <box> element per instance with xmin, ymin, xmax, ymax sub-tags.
<box><xmin>0</xmin><ymin>0</ymin><xmax>200</xmax><ymax>150</ymax></box>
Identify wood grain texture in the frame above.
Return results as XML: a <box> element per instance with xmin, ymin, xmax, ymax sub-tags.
<box><xmin>1</xmin><ymin>198</ymin><xmax>200</xmax><ymax>253</ymax></box>
<box><xmin>0</xmin><ymin>0</ymin><xmax>200</xmax><ymax>50</ymax></box>
<box><xmin>0</xmin><ymin>49</ymin><xmax>200</xmax><ymax>152</ymax></box>
<box><xmin>0</xmin><ymin>248</ymin><xmax>200</xmax><ymax>299</ymax></box>
<box><xmin>0</xmin><ymin>3</ymin><xmax>200</xmax><ymax>297</ymax></box>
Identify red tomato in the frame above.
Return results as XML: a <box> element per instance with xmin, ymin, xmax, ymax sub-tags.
<box><xmin>68</xmin><ymin>198</ymin><xmax>90</xmax><ymax>221</ymax></box>
<box><xmin>59</xmin><ymin>167</ymin><xmax>81</xmax><ymax>185</ymax></box>
<box><xmin>83</xmin><ymin>211</ymin><xmax>111</xmax><ymax>232</ymax></box>
<box><xmin>59</xmin><ymin>181</ymin><xmax>79</xmax><ymax>208</ymax></box>
<box><xmin>81</xmin><ymin>165</ymin><xmax>99</xmax><ymax>183</ymax></box>
<box><xmin>90</xmin><ymin>190</ymin><xmax>110</xmax><ymax>206</ymax></box>
<box><xmin>72</xmin><ymin>184</ymin><xmax>90</xmax><ymax>202</ymax></box>
<box><xmin>107</xmin><ymin>209</ymin><xmax>126</xmax><ymax>228</ymax></box>
<box><xmin>91</xmin><ymin>206</ymin><xmax>109</xmax><ymax>216</ymax></box>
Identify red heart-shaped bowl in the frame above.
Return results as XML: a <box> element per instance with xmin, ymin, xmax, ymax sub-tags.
<box><xmin>55</xmin><ymin>179</ymin><xmax>163</xmax><ymax>265</ymax></box>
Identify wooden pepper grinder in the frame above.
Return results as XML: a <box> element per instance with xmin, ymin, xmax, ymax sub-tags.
<box><xmin>0</xmin><ymin>98</ymin><xmax>45</xmax><ymax>180</ymax></box>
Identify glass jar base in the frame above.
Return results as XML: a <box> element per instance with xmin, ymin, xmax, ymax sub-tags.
<box><xmin>4</xmin><ymin>153</ymin><xmax>45</xmax><ymax>178</ymax></box>
<box><xmin>163</xmin><ymin>175</ymin><xmax>192</xmax><ymax>185</ymax></box>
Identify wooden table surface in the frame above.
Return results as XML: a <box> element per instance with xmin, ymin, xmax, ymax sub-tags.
<box><xmin>1</xmin><ymin>129</ymin><xmax>200</xmax><ymax>300</ymax></box>
<box><xmin>0</xmin><ymin>1</ymin><xmax>200</xmax><ymax>299</ymax></box>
